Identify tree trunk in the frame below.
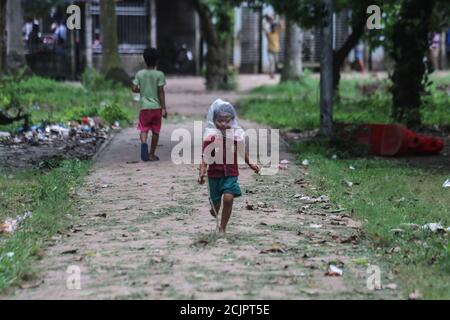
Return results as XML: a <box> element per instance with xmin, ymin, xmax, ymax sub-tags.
<box><xmin>319</xmin><ymin>0</ymin><xmax>334</xmax><ymax>137</ymax></box>
<box><xmin>99</xmin><ymin>0</ymin><xmax>130</xmax><ymax>85</ymax></box>
<box><xmin>281</xmin><ymin>18</ymin><xmax>303</xmax><ymax>82</ymax></box>
<box><xmin>391</xmin><ymin>0</ymin><xmax>435</xmax><ymax>128</ymax></box>
<box><xmin>6</xmin><ymin>0</ymin><xmax>27</xmax><ymax>72</ymax></box>
<box><xmin>332</xmin><ymin>9</ymin><xmax>366</xmax><ymax>95</ymax></box>
<box><xmin>192</xmin><ymin>0</ymin><xmax>231</xmax><ymax>91</ymax></box>
<box><xmin>0</xmin><ymin>0</ymin><xmax>6</xmax><ymax>74</ymax></box>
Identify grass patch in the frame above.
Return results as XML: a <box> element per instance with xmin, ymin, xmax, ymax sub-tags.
<box><xmin>0</xmin><ymin>71</ymin><xmax>138</xmax><ymax>133</ymax></box>
<box><xmin>238</xmin><ymin>73</ymin><xmax>450</xmax><ymax>131</ymax></box>
<box><xmin>295</xmin><ymin>141</ymin><xmax>450</xmax><ymax>299</ymax></box>
<box><xmin>0</xmin><ymin>159</ymin><xmax>90</xmax><ymax>293</ymax></box>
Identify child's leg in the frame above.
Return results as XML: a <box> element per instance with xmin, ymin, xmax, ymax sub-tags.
<box><xmin>219</xmin><ymin>193</ymin><xmax>234</xmax><ymax>233</ymax></box>
<box><xmin>140</xmin><ymin>131</ymin><xmax>148</xmax><ymax>144</ymax></box>
<box><xmin>149</xmin><ymin>132</ymin><xmax>159</xmax><ymax>160</ymax></box>
<box><xmin>140</xmin><ymin>131</ymin><xmax>150</xmax><ymax>162</ymax></box>
<box><xmin>210</xmin><ymin>201</ymin><xmax>221</xmax><ymax>218</ymax></box>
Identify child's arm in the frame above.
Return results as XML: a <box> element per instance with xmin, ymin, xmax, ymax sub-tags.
<box><xmin>236</xmin><ymin>140</ymin><xmax>260</xmax><ymax>173</ymax></box>
<box><xmin>131</xmin><ymin>84</ymin><xmax>140</xmax><ymax>93</ymax></box>
<box><xmin>158</xmin><ymin>86</ymin><xmax>167</xmax><ymax>119</ymax></box>
<box><xmin>244</xmin><ymin>150</ymin><xmax>260</xmax><ymax>173</ymax></box>
<box><xmin>198</xmin><ymin>158</ymin><xmax>208</xmax><ymax>184</ymax></box>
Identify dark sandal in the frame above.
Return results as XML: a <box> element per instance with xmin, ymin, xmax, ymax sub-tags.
<box><xmin>141</xmin><ymin>143</ymin><xmax>150</xmax><ymax>162</ymax></box>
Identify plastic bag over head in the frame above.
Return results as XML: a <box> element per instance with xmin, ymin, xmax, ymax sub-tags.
<box><xmin>204</xmin><ymin>99</ymin><xmax>245</xmax><ymax>141</ymax></box>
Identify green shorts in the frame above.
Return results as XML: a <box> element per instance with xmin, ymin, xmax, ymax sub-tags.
<box><xmin>208</xmin><ymin>176</ymin><xmax>242</xmax><ymax>205</ymax></box>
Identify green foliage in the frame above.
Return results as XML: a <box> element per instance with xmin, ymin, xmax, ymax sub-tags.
<box><xmin>295</xmin><ymin>142</ymin><xmax>450</xmax><ymax>299</ymax></box>
<box><xmin>62</xmin><ymin>105</ymin><xmax>100</xmax><ymax>122</ymax></box>
<box><xmin>99</xmin><ymin>101</ymin><xmax>131</xmax><ymax>125</ymax></box>
<box><xmin>0</xmin><ymin>160</ymin><xmax>90</xmax><ymax>292</ymax></box>
<box><xmin>238</xmin><ymin>74</ymin><xmax>450</xmax><ymax>131</ymax></box>
<box><xmin>81</xmin><ymin>68</ymin><xmax>120</xmax><ymax>92</ymax></box>
<box><xmin>0</xmin><ymin>75</ymin><xmax>136</xmax><ymax>132</ymax></box>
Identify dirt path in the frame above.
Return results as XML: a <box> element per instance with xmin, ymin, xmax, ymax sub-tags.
<box><xmin>9</xmin><ymin>76</ymin><xmax>399</xmax><ymax>300</ymax></box>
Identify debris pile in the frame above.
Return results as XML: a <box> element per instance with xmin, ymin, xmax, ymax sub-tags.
<box><xmin>0</xmin><ymin>117</ymin><xmax>114</xmax><ymax>168</ymax></box>
<box><xmin>0</xmin><ymin>211</ymin><xmax>33</xmax><ymax>234</ymax></box>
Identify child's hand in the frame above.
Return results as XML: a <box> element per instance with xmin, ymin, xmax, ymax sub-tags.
<box><xmin>249</xmin><ymin>163</ymin><xmax>260</xmax><ymax>174</ymax></box>
<box><xmin>162</xmin><ymin>109</ymin><xmax>168</xmax><ymax>119</ymax></box>
<box><xmin>132</xmin><ymin>85</ymin><xmax>140</xmax><ymax>93</ymax></box>
<box><xmin>198</xmin><ymin>175</ymin><xmax>206</xmax><ymax>185</ymax></box>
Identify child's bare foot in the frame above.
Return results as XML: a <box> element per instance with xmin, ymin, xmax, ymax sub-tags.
<box><xmin>149</xmin><ymin>155</ymin><xmax>160</xmax><ymax>162</ymax></box>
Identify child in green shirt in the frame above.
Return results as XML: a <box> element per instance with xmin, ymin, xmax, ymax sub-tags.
<box><xmin>132</xmin><ymin>48</ymin><xmax>167</xmax><ymax>162</ymax></box>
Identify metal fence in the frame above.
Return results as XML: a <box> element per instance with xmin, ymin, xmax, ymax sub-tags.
<box><xmin>90</xmin><ymin>0</ymin><xmax>150</xmax><ymax>54</ymax></box>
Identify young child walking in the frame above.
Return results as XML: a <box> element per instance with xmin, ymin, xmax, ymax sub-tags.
<box><xmin>198</xmin><ymin>99</ymin><xmax>260</xmax><ymax>234</ymax></box>
<box><xmin>132</xmin><ymin>48</ymin><xmax>167</xmax><ymax>162</ymax></box>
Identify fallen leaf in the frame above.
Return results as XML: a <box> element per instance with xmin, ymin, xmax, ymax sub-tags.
<box><xmin>345</xmin><ymin>219</ymin><xmax>363</xmax><ymax>229</ymax></box>
<box><xmin>20</xmin><ymin>280</ymin><xmax>44</xmax><ymax>290</ymax></box>
<box><xmin>61</xmin><ymin>249</ymin><xmax>78</xmax><ymax>255</ymax></box>
<box><xmin>340</xmin><ymin>235</ymin><xmax>359</xmax><ymax>245</ymax></box>
<box><xmin>193</xmin><ymin>239</ymin><xmax>209</xmax><ymax>246</ymax></box>
<box><xmin>260</xmin><ymin>243</ymin><xmax>286</xmax><ymax>254</ymax></box>
<box><xmin>84</xmin><ymin>251</ymin><xmax>97</xmax><ymax>257</ymax></box>
<box><xmin>245</xmin><ymin>203</ymin><xmax>255</xmax><ymax>210</ymax></box>
<box><xmin>352</xmin><ymin>258</ymin><xmax>369</xmax><ymax>266</ymax></box>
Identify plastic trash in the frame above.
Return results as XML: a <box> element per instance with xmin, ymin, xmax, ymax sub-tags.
<box><xmin>443</xmin><ymin>179</ymin><xmax>450</xmax><ymax>188</ymax></box>
<box><xmin>0</xmin><ymin>211</ymin><xmax>32</xmax><ymax>234</ymax></box>
<box><xmin>0</xmin><ymin>132</ymin><xmax>11</xmax><ymax>138</ymax></box>
<box><xmin>422</xmin><ymin>223</ymin><xmax>445</xmax><ymax>232</ymax></box>
<box><xmin>302</xmin><ymin>159</ymin><xmax>310</xmax><ymax>166</ymax></box>
<box><xmin>325</xmin><ymin>265</ymin><xmax>343</xmax><ymax>276</ymax></box>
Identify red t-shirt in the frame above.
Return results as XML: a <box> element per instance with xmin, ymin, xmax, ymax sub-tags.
<box><xmin>202</xmin><ymin>135</ymin><xmax>239</xmax><ymax>177</ymax></box>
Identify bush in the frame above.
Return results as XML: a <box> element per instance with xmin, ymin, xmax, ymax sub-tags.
<box><xmin>99</xmin><ymin>102</ymin><xmax>131</xmax><ymax>125</ymax></box>
<box><xmin>81</xmin><ymin>68</ymin><xmax>118</xmax><ymax>92</ymax></box>
<box><xmin>63</xmin><ymin>105</ymin><xmax>100</xmax><ymax>122</ymax></box>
